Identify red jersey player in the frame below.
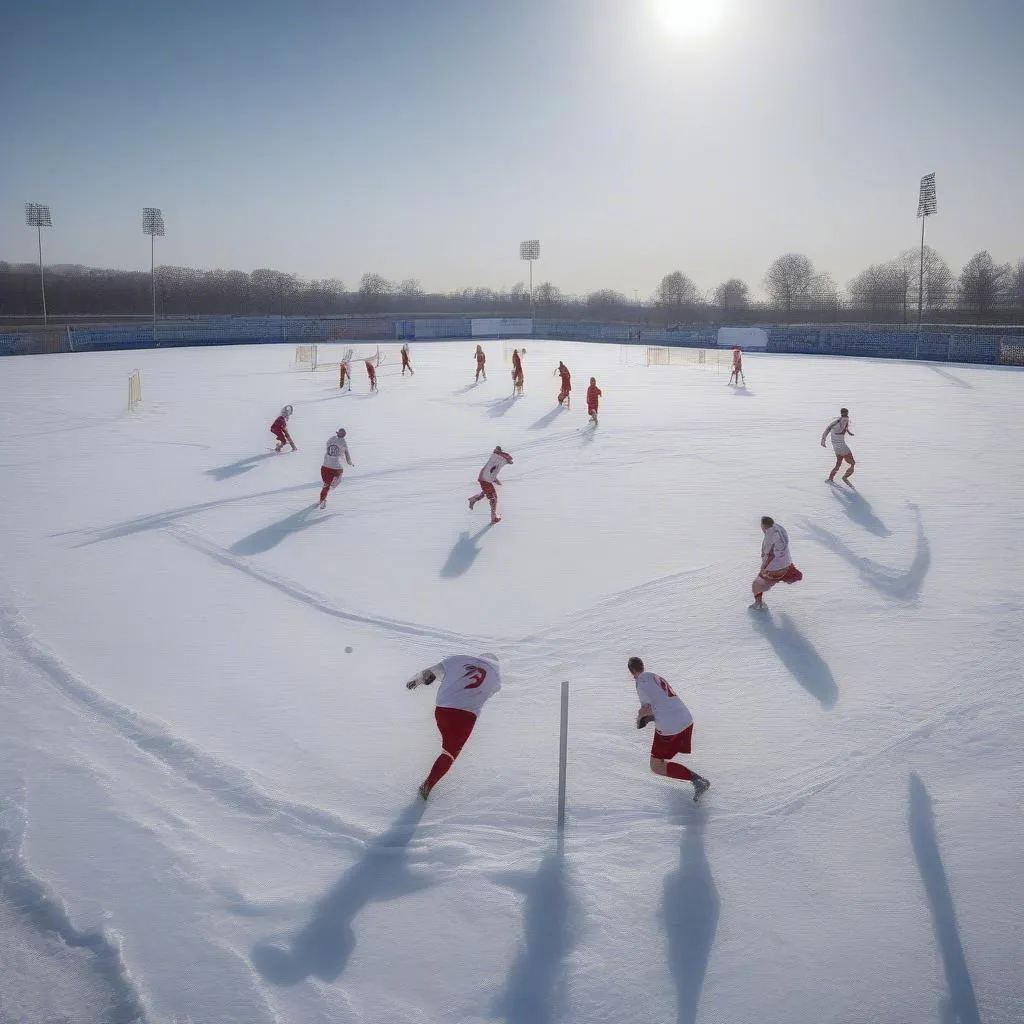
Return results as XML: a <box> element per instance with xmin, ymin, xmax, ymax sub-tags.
<box><xmin>339</xmin><ymin>356</ymin><xmax>352</xmax><ymax>391</ymax></box>
<box><xmin>821</xmin><ymin>407</ymin><xmax>855</xmax><ymax>484</ymax></box>
<box><xmin>628</xmin><ymin>657</ymin><xmax>710</xmax><ymax>803</ymax></box>
<box><xmin>474</xmin><ymin>345</ymin><xmax>487</xmax><ymax>382</ymax></box>
<box><xmin>586</xmin><ymin>377</ymin><xmax>602</xmax><ymax>425</ymax></box>
<box><xmin>319</xmin><ymin>428</ymin><xmax>353</xmax><ymax>509</ymax></box>
<box><xmin>511</xmin><ymin>348</ymin><xmax>524</xmax><ymax>395</ymax></box>
<box><xmin>728</xmin><ymin>346</ymin><xmax>745</xmax><ymax>386</ymax></box>
<box><xmin>556</xmin><ymin>361</ymin><xmax>571</xmax><ymax>408</ymax></box>
<box><xmin>406</xmin><ymin>653</ymin><xmax>502</xmax><ymax>799</ymax></box>
<box><xmin>468</xmin><ymin>445</ymin><xmax>513</xmax><ymax>525</ymax></box>
<box><xmin>270</xmin><ymin>405</ymin><xmax>297</xmax><ymax>452</ymax></box>
<box><xmin>401</xmin><ymin>342</ymin><xmax>414</xmax><ymax>375</ymax></box>
<box><xmin>750</xmin><ymin>516</ymin><xmax>802</xmax><ymax>610</ymax></box>
<box><xmin>365</xmin><ymin>359</ymin><xmax>378</xmax><ymax>393</ymax></box>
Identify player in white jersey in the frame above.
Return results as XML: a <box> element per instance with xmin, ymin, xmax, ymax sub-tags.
<box><xmin>468</xmin><ymin>445</ymin><xmax>513</xmax><ymax>524</ymax></box>
<box><xmin>406</xmin><ymin>653</ymin><xmax>502</xmax><ymax>799</ymax></box>
<box><xmin>751</xmin><ymin>515</ymin><xmax>802</xmax><ymax>610</ymax></box>
<box><xmin>319</xmin><ymin>428</ymin><xmax>353</xmax><ymax>508</ymax></box>
<box><xmin>821</xmin><ymin>407</ymin><xmax>855</xmax><ymax>484</ymax></box>
<box><xmin>628</xmin><ymin>657</ymin><xmax>709</xmax><ymax>803</ymax></box>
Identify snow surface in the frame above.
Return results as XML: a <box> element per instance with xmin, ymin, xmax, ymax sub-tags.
<box><xmin>0</xmin><ymin>340</ymin><xmax>1022</xmax><ymax>1024</ymax></box>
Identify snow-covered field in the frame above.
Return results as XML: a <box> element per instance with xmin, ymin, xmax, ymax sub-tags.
<box><xmin>0</xmin><ymin>339</ymin><xmax>1021</xmax><ymax>1024</ymax></box>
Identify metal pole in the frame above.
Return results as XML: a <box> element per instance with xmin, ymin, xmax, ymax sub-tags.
<box><xmin>915</xmin><ymin>215</ymin><xmax>926</xmax><ymax>358</ymax></box>
<box><xmin>151</xmin><ymin>232</ymin><xmax>157</xmax><ymax>343</ymax></box>
<box><xmin>38</xmin><ymin>225</ymin><xmax>47</xmax><ymax>326</ymax></box>
<box><xmin>529</xmin><ymin>261</ymin><xmax>534</xmax><ymax>322</ymax></box>
<box><xmin>557</xmin><ymin>679</ymin><xmax>569</xmax><ymax>831</ymax></box>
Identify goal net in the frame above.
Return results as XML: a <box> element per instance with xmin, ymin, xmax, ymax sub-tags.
<box><xmin>293</xmin><ymin>344</ymin><xmax>318</xmax><ymax>370</ymax></box>
<box><xmin>644</xmin><ymin>346</ymin><xmax>724</xmax><ymax>372</ymax></box>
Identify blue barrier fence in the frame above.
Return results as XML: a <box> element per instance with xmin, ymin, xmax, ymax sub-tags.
<box><xmin>1</xmin><ymin>315</ymin><xmax>1022</xmax><ymax>365</ymax></box>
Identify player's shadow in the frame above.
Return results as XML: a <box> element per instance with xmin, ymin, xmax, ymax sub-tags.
<box><xmin>749</xmin><ymin>611</ymin><xmax>838</xmax><ymax>708</ymax></box>
<box><xmin>250</xmin><ymin>800</ymin><xmax>429</xmax><ymax>986</ymax></box>
<box><xmin>440</xmin><ymin>523</ymin><xmax>493</xmax><ymax>579</ymax></box>
<box><xmin>829</xmin><ymin>485</ymin><xmax>890</xmax><ymax>537</ymax></box>
<box><xmin>452</xmin><ymin>381</ymin><xmax>480</xmax><ymax>395</ymax></box>
<box><xmin>908</xmin><ymin>774</ymin><xmax>981</xmax><ymax>1024</ymax></box>
<box><xmin>488</xmin><ymin>396</ymin><xmax>516</xmax><ymax>418</ymax></box>
<box><xmin>530</xmin><ymin>407</ymin><xmax>566</xmax><ymax>430</ymax></box>
<box><xmin>926</xmin><ymin>365</ymin><xmax>973</xmax><ymax>390</ymax></box>
<box><xmin>662</xmin><ymin>805</ymin><xmax>720</xmax><ymax>1024</ymax></box>
<box><xmin>205</xmin><ymin>453</ymin><xmax>276</xmax><ymax>481</ymax></box>
<box><xmin>579</xmin><ymin>425</ymin><xmax>597</xmax><ymax>446</ymax></box>
<box><xmin>804</xmin><ymin>504</ymin><xmax>930</xmax><ymax>602</ymax></box>
<box><xmin>489</xmin><ymin>841</ymin><xmax>581</xmax><ymax>1024</ymax></box>
<box><xmin>230</xmin><ymin>504</ymin><xmax>333</xmax><ymax>556</ymax></box>
<box><xmin>729</xmin><ymin>385</ymin><xmax>754</xmax><ymax>396</ymax></box>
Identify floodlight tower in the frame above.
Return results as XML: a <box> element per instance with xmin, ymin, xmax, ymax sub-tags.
<box><xmin>24</xmin><ymin>203</ymin><xmax>52</xmax><ymax>325</ymax></box>
<box><xmin>520</xmin><ymin>239</ymin><xmax>540</xmax><ymax>319</ymax></box>
<box><xmin>143</xmin><ymin>208</ymin><xmax>165</xmax><ymax>341</ymax></box>
<box><xmin>916</xmin><ymin>173</ymin><xmax>937</xmax><ymax>330</ymax></box>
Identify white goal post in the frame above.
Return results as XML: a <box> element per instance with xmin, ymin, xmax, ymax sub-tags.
<box><xmin>644</xmin><ymin>346</ymin><xmax>724</xmax><ymax>372</ymax></box>
<box><xmin>294</xmin><ymin>344</ymin><xmax>318</xmax><ymax>370</ymax></box>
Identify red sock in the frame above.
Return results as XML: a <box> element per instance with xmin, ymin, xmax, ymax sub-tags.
<box><xmin>319</xmin><ymin>486</ymin><xmax>329</xmax><ymax>502</ymax></box>
<box><xmin>424</xmin><ymin>753</ymin><xmax>454</xmax><ymax>791</ymax></box>
<box><xmin>666</xmin><ymin>762</ymin><xmax>692</xmax><ymax>782</ymax></box>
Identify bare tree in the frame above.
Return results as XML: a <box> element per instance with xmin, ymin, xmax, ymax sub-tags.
<box><xmin>849</xmin><ymin>262</ymin><xmax>903</xmax><ymax>314</ymax></box>
<box><xmin>534</xmin><ymin>281</ymin><xmax>562</xmax><ymax>312</ymax></box>
<box><xmin>957</xmin><ymin>251</ymin><xmax>1010</xmax><ymax>315</ymax></box>
<box><xmin>1004</xmin><ymin>259</ymin><xmax>1024</xmax><ymax>310</ymax></box>
<box><xmin>358</xmin><ymin>272</ymin><xmax>392</xmax><ymax>312</ymax></box>
<box><xmin>398</xmin><ymin>278</ymin><xmax>423</xmax><ymax>298</ymax></box>
<box><xmin>586</xmin><ymin>289</ymin><xmax>628</xmax><ymax>317</ymax></box>
<box><xmin>656</xmin><ymin>271</ymin><xmax>700</xmax><ymax>323</ymax></box>
<box><xmin>713</xmin><ymin>278</ymin><xmax>749</xmax><ymax>313</ymax></box>
<box><xmin>762</xmin><ymin>254</ymin><xmax>814</xmax><ymax>316</ymax></box>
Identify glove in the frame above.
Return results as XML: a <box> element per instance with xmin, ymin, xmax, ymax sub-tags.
<box><xmin>405</xmin><ymin>676</ymin><xmax>421</xmax><ymax>690</ymax></box>
<box><xmin>637</xmin><ymin>708</ymin><xmax>655</xmax><ymax>729</ymax></box>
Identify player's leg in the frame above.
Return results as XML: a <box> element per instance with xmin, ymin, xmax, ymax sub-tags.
<box><xmin>319</xmin><ymin>467</ymin><xmax>333</xmax><ymax>506</ymax></box>
<box><xmin>842</xmin><ymin>453</ymin><xmax>856</xmax><ymax>481</ymax></box>
<box><xmin>420</xmin><ymin>707</ymin><xmax>477</xmax><ymax>798</ymax></box>
<box><xmin>827</xmin><ymin>454</ymin><xmax>842</xmax><ymax>482</ymax></box>
<box><xmin>468</xmin><ymin>479</ymin><xmax>486</xmax><ymax>510</ymax></box>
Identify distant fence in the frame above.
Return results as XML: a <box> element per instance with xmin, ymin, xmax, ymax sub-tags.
<box><xmin>1</xmin><ymin>314</ymin><xmax>1022</xmax><ymax>366</ymax></box>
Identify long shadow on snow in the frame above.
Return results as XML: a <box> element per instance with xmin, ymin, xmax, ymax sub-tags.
<box><xmin>908</xmin><ymin>773</ymin><xmax>981</xmax><ymax>1024</ymax></box>
<box><xmin>749</xmin><ymin>610</ymin><xmax>838</xmax><ymax>708</ymax></box>
<box><xmin>661</xmin><ymin>802</ymin><xmax>720</xmax><ymax>1024</ymax></box>
<box><xmin>828</xmin><ymin>484</ymin><xmax>891</xmax><ymax>537</ymax></box>
<box><xmin>926</xmin><ymin>365</ymin><xmax>973</xmax><ymax>390</ymax></box>
<box><xmin>488</xmin><ymin>395</ymin><xmax>517</xmax><ymax>418</ymax></box>
<box><xmin>529</xmin><ymin>406</ymin><xmax>567</xmax><ymax>430</ymax></box>
<box><xmin>251</xmin><ymin>800</ymin><xmax>429</xmax><ymax>986</ymax></box>
<box><xmin>489</xmin><ymin>839</ymin><xmax>581</xmax><ymax>1024</ymax></box>
<box><xmin>441</xmin><ymin>522</ymin><xmax>494</xmax><ymax>579</ymax></box>
<box><xmin>231</xmin><ymin>504</ymin><xmax>333</xmax><ymax>556</ymax></box>
<box><xmin>205</xmin><ymin>452</ymin><xmax>277</xmax><ymax>481</ymax></box>
<box><xmin>803</xmin><ymin>503</ymin><xmax>930</xmax><ymax>602</ymax></box>
<box><xmin>452</xmin><ymin>381</ymin><xmax>481</xmax><ymax>396</ymax></box>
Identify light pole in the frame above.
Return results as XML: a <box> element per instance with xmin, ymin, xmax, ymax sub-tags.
<box><xmin>915</xmin><ymin>173</ymin><xmax>937</xmax><ymax>356</ymax></box>
<box><xmin>24</xmin><ymin>203</ymin><xmax>52</xmax><ymax>325</ymax></box>
<box><xmin>520</xmin><ymin>239</ymin><xmax>540</xmax><ymax>320</ymax></box>
<box><xmin>143</xmin><ymin>208</ymin><xmax>165</xmax><ymax>342</ymax></box>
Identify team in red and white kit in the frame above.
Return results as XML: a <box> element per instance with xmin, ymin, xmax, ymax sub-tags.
<box><xmin>511</xmin><ymin>348</ymin><xmax>525</xmax><ymax>395</ymax></box>
<box><xmin>629</xmin><ymin>657</ymin><xmax>710</xmax><ymax>803</ymax></box>
<box><xmin>751</xmin><ymin>516</ymin><xmax>803</xmax><ymax>610</ymax></box>
<box><xmin>728</xmin><ymin>346</ymin><xmax>745</xmax><ymax>386</ymax></box>
<box><xmin>406</xmin><ymin>653</ymin><xmax>502</xmax><ymax>799</ymax></box>
<box><xmin>319</xmin><ymin>428</ymin><xmax>353</xmax><ymax>509</ymax></box>
<box><xmin>469</xmin><ymin>445</ymin><xmax>513</xmax><ymax>525</ymax></box>
<box><xmin>401</xmin><ymin>342</ymin><xmax>414</xmax><ymax>375</ymax></box>
<box><xmin>586</xmin><ymin>377</ymin><xmax>602</xmax><ymax>425</ymax></box>
<box><xmin>822</xmin><ymin>407</ymin><xmax>855</xmax><ymax>484</ymax></box>
<box><xmin>474</xmin><ymin>345</ymin><xmax>487</xmax><ymax>382</ymax></box>
<box><xmin>365</xmin><ymin>359</ymin><xmax>378</xmax><ymax>393</ymax></box>
<box><xmin>556</xmin><ymin>361</ymin><xmax>571</xmax><ymax>408</ymax></box>
<box><xmin>270</xmin><ymin>405</ymin><xmax>297</xmax><ymax>452</ymax></box>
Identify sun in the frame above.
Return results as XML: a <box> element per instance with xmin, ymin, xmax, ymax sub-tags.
<box><xmin>652</xmin><ymin>0</ymin><xmax>726</xmax><ymax>37</ymax></box>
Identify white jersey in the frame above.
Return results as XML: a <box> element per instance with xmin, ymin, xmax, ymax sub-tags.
<box><xmin>761</xmin><ymin>523</ymin><xmax>792</xmax><ymax>572</ymax></box>
<box><xmin>322</xmin><ymin>434</ymin><xmax>351</xmax><ymax>471</ymax></box>
<box><xmin>402</xmin><ymin>343</ymin><xmax>410</xmax><ymax>356</ymax></box>
<box><xmin>479</xmin><ymin>451</ymin><xmax>511</xmax><ymax>483</ymax></box>
<box><xmin>432</xmin><ymin>655</ymin><xmax>502</xmax><ymax>716</ymax></box>
<box><xmin>635</xmin><ymin>671</ymin><xmax>693</xmax><ymax>736</ymax></box>
<box><xmin>826</xmin><ymin>416</ymin><xmax>850</xmax><ymax>445</ymax></box>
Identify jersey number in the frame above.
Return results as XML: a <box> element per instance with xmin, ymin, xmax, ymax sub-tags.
<box><xmin>654</xmin><ymin>675</ymin><xmax>676</xmax><ymax>698</ymax></box>
<box><xmin>328</xmin><ymin>444</ymin><xmax>340</xmax><ymax>457</ymax></box>
<box><xmin>462</xmin><ymin>665</ymin><xmax>487</xmax><ymax>689</ymax></box>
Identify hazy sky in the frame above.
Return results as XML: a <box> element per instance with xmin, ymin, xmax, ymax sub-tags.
<box><xmin>2</xmin><ymin>0</ymin><xmax>1022</xmax><ymax>298</ymax></box>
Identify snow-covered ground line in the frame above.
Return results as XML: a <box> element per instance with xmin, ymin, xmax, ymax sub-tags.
<box><xmin>0</xmin><ymin>341</ymin><xmax>1022</xmax><ymax>1024</ymax></box>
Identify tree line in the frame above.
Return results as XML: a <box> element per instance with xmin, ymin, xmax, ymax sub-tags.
<box><xmin>1</xmin><ymin>249</ymin><xmax>1022</xmax><ymax>326</ymax></box>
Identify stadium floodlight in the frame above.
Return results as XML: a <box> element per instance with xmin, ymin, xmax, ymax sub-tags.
<box><xmin>916</xmin><ymin>173</ymin><xmax>937</xmax><ymax>338</ymax></box>
<box><xmin>143</xmin><ymin>208</ymin><xmax>165</xmax><ymax>341</ymax></box>
<box><xmin>25</xmin><ymin>203</ymin><xmax>53</xmax><ymax>325</ymax></box>
<box><xmin>520</xmin><ymin>239</ymin><xmax>540</xmax><ymax>319</ymax></box>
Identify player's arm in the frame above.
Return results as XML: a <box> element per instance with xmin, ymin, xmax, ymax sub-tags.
<box><xmin>406</xmin><ymin>662</ymin><xmax>444</xmax><ymax>690</ymax></box>
<box><xmin>636</xmin><ymin>703</ymin><xmax>655</xmax><ymax>729</ymax></box>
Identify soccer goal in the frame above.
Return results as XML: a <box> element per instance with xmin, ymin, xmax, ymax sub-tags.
<box><xmin>293</xmin><ymin>344</ymin><xmax>318</xmax><ymax>370</ymax></box>
<box><xmin>645</xmin><ymin>346</ymin><xmax>724</xmax><ymax>373</ymax></box>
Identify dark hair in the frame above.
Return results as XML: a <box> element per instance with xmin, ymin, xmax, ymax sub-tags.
<box><xmin>627</xmin><ymin>656</ymin><xmax>644</xmax><ymax>674</ymax></box>
<box><xmin>840</xmin><ymin>407</ymin><xmax>849</xmax><ymax>416</ymax></box>
<box><xmin>761</xmin><ymin>516</ymin><xmax>774</xmax><ymax>527</ymax></box>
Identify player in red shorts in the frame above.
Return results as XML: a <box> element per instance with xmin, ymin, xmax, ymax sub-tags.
<box><xmin>365</xmin><ymin>359</ymin><xmax>378</xmax><ymax>392</ymax></box>
<box><xmin>270</xmin><ymin>405</ymin><xmax>297</xmax><ymax>452</ymax></box>
<box><xmin>556</xmin><ymin>361</ymin><xmax>571</xmax><ymax>408</ymax></box>
<box><xmin>628</xmin><ymin>656</ymin><xmax>709</xmax><ymax>803</ymax></box>
<box><xmin>474</xmin><ymin>345</ymin><xmax>487</xmax><ymax>382</ymax></box>
<box><xmin>401</xmin><ymin>342</ymin><xmax>414</xmax><ymax>375</ymax></box>
<box><xmin>728</xmin><ymin>346</ymin><xmax>745</xmax><ymax>386</ymax></box>
<box><xmin>406</xmin><ymin>653</ymin><xmax>502</xmax><ymax>799</ymax></box>
<box><xmin>468</xmin><ymin>445</ymin><xmax>513</xmax><ymax>524</ymax></box>
<box><xmin>318</xmin><ymin>428</ymin><xmax>353</xmax><ymax>509</ymax></box>
<box><xmin>511</xmin><ymin>348</ymin><xmax>525</xmax><ymax>395</ymax></box>
<box><xmin>586</xmin><ymin>377</ymin><xmax>602</xmax><ymax>425</ymax></box>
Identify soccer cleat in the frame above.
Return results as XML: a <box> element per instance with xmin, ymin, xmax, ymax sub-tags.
<box><xmin>749</xmin><ymin>600</ymin><xmax>767</xmax><ymax>611</ymax></box>
<box><xmin>468</xmin><ymin>497</ymin><xmax>478</xmax><ymax>510</ymax></box>
<box><xmin>319</xmin><ymin>500</ymin><xmax>327</xmax><ymax>510</ymax></box>
<box><xmin>490</xmin><ymin>515</ymin><xmax>501</xmax><ymax>525</ymax></box>
<box><xmin>692</xmin><ymin>774</ymin><xmax>710</xmax><ymax>804</ymax></box>
<box><xmin>418</xmin><ymin>782</ymin><xmax>431</xmax><ymax>801</ymax></box>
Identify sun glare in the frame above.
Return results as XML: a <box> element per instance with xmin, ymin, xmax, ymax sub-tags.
<box><xmin>652</xmin><ymin>0</ymin><xmax>726</xmax><ymax>38</ymax></box>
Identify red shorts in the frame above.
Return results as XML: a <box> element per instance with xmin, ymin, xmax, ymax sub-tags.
<box><xmin>477</xmin><ymin>479</ymin><xmax>497</xmax><ymax>502</ymax></box>
<box><xmin>435</xmin><ymin>706</ymin><xmax>477</xmax><ymax>759</ymax></box>
<box><xmin>321</xmin><ymin>466</ymin><xmax>342</xmax><ymax>487</ymax></box>
<box><xmin>272</xmin><ymin>426</ymin><xmax>287</xmax><ymax>442</ymax></box>
<box><xmin>651</xmin><ymin>723</ymin><xmax>693</xmax><ymax>761</ymax></box>
<box><xmin>587</xmin><ymin>405</ymin><xmax>598</xmax><ymax>416</ymax></box>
